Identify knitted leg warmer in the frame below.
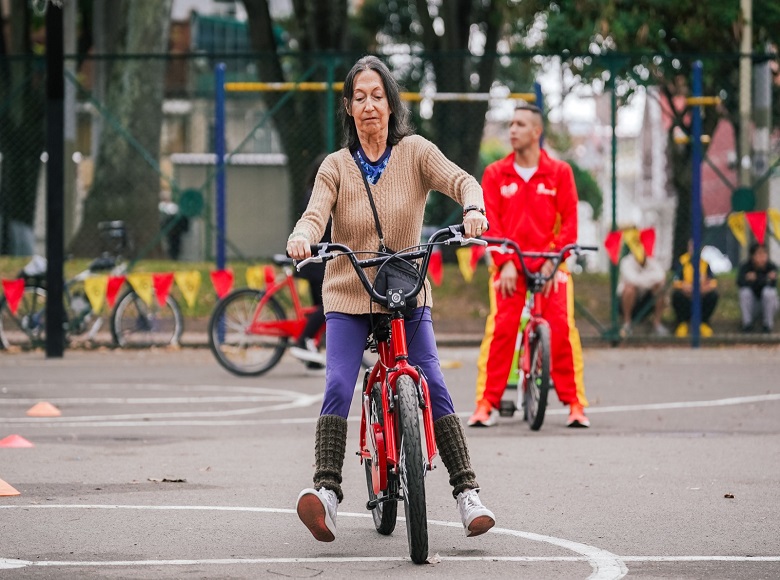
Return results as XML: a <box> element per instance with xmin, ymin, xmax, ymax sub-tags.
<box><xmin>434</xmin><ymin>413</ymin><xmax>479</xmax><ymax>499</ymax></box>
<box><xmin>313</xmin><ymin>414</ymin><xmax>348</xmax><ymax>502</ymax></box>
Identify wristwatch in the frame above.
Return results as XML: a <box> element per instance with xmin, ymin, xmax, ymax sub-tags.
<box><xmin>462</xmin><ymin>205</ymin><xmax>486</xmax><ymax>218</ymax></box>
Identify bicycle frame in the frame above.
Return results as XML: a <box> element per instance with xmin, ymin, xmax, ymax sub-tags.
<box><xmin>359</xmin><ymin>313</ymin><xmax>437</xmax><ymax>479</ymax></box>
<box><xmin>246</xmin><ymin>264</ymin><xmax>321</xmax><ymax>342</ymax></box>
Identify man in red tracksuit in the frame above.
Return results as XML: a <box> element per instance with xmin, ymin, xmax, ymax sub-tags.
<box><xmin>469</xmin><ymin>102</ymin><xmax>589</xmax><ymax>428</ymax></box>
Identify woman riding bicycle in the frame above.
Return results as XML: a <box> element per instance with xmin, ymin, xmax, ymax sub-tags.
<box><xmin>287</xmin><ymin>55</ymin><xmax>495</xmax><ymax>543</ymax></box>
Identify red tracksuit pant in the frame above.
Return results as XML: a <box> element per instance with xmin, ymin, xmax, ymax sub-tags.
<box><xmin>475</xmin><ymin>268</ymin><xmax>588</xmax><ymax>409</ymax></box>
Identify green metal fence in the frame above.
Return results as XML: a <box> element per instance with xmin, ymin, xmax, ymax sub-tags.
<box><xmin>0</xmin><ymin>50</ymin><xmax>777</xmax><ymax>340</ymax></box>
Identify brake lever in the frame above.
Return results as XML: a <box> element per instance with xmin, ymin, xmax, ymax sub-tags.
<box><xmin>462</xmin><ymin>237</ymin><xmax>488</xmax><ymax>247</ymax></box>
<box><xmin>296</xmin><ymin>251</ymin><xmax>331</xmax><ymax>271</ymax></box>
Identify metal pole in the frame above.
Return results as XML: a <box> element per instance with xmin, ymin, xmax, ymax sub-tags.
<box><xmin>609</xmin><ymin>66</ymin><xmax>619</xmax><ymax>338</ymax></box>
<box><xmin>690</xmin><ymin>61</ymin><xmax>704</xmax><ymax>348</ymax></box>
<box><xmin>215</xmin><ymin>63</ymin><xmax>226</xmax><ymax>271</ymax></box>
<box><xmin>45</xmin><ymin>3</ymin><xmax>65</xmax><ymax>358</ymax></box>
<box><xmin>753</xmin><ymin>49</ymin><xmax>771</xmax><ymax>210</ymax></box>
<box><xmin>535</xmin><ymin>81</ymin><xmax>544</xmax><ymax>147</ymax></box>
<box><xmin>738</xmin><ymin>0</ymin><xmax>752</xmax><ymax>188</ymax></box>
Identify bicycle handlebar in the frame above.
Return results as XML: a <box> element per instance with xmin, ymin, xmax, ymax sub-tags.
<box><xmin>295</xmin><ymin>224</ymin><xmax>487</xmax><ymax>307</ymax></box>
<box><xmin>480</xmin><ymin>237</ymin><xmax>597</xmax><ymax>290</ymax></box>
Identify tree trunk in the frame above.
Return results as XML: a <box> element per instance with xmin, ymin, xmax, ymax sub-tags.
<box><xmin>243</xmin><ymin>0</ymin><xmax>348</xmax><ymax>221</ymax></box>
<box><xmin>69</xmin><ymin>0</ymin><xmax>172</xmax><ymax>258</ymax></box>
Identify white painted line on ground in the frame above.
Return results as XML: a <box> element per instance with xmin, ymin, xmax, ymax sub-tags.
<box><xmin>3</xmin><ymin>392</ymin><xmax>776</xmax><ymax>428</ymax></box>
<box><xmin>0</xmin><ymin>504</ymin><xmax>626</xmax><ymax>579</ymax></box>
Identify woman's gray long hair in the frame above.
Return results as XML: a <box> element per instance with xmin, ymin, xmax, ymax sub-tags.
<box><xmin>340</xmin><ymin>55</ymin><xmax>413</xmax><ymax>151</ymax></box>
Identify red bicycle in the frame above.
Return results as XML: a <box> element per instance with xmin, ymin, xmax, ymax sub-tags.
<box><xmin>208</xmin><ymin>255</ymin><xmax>325</xmax><ymax>376</ymax></box>
<box><xmin>295</xmin><ymin>224</ymin><xmax>486</xmax><ymax>564</ymax></box>
<box><xmin>482</xmin><ymin>239</ymin><xmax>596</xmax><ymax>430</ymax></box>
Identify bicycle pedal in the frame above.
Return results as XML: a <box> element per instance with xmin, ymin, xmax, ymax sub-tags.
<box><xmin>499</xmin><ymin>400</ymin><xmax>516</xmax><ymax>417</ymax></box>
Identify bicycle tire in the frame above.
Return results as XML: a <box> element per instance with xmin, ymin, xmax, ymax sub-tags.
<box><xmin>364</xmin><ymin>382</ymin><xmax>398</xmax><ymax>535</ymax></box>
<box><xmin>207</xmin><ymin>288</ymin><xmax>288</xmax><ymax>376</ymax></box>
<box><xmin>525</xmin><ymin>323</ymin><xmax>551</xmax><ymax>431</ymax></box>
<box><xmin>396</xmin><ymin>374</ymin><xmax>428</xmax><ymax>564</ymax></box>
<box><xmin>111</xmin><ymin>291</ymin><xmax>183</xmax><ymax>348</ymax></box>
<box><xmin>0</xmin><ymin>285</ymin><xmax>48</xmax><ymax>350</ymax></box>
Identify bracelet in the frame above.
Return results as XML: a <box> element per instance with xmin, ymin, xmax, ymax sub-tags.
<box><xmin>287</xmin><ymin>230</ymin><xmax>308</xmax><ymax>241</ymax></box>
<box><xmin>462</xmin><ymin>205</ymin><xmax>486</xmax><ymax>218</ymax></box>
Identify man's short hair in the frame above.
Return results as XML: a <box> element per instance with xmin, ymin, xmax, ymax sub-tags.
<box><xmin>515</xmin><ymin>101</ymin><xmax>542</xmax><ymax>115</ymax></box>
<box><xmin>514</xmin><ymin>101</ymin><xmax>543</xmax><ymax>125</ymax></box>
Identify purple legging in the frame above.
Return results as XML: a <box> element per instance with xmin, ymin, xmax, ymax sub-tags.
<box><xmin>321</xmin><ymin>307</ymin><xmax>456</xmax><ymax>421</ymax></box>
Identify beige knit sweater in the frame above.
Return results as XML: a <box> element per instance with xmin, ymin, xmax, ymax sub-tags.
<box><xmin>290</xmin><ymin>134</ymin><xmax>484</xmax><ymax>314</ymax></box>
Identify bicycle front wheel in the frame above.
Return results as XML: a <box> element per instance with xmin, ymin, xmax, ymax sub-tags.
<box><xmin>0</xmin><ymin>285</ymin><xmax>48</xmax><ymax>350</ymax></box>
<box><xmin>525</xmin><ymin>323</ymin><xmax>551</xmax><ymax>431</ymax></box>
<box><xmin>208</xmin><ymin>289</ymin><xmax>288</xmax><ymax>376</ymax></box>
<box><xmin>396</xmin><ymin>374</ymin><xmax>428</xmax><ymax>564</ymax></box>
<box><xmin>111</xmin><ymin>291</ymin><xmax>183</xmax><ymax>348</ymax></box>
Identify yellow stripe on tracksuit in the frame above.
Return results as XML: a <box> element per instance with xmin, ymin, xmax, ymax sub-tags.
<box><xmin>474</xmin><ymin>266</ymin><xmax>498</xmax><ymax>404</ymax></box>
<box><xmin>566</xmin><ymin>275</ymin><xmax>588</xmax><ymax>407</ymax></box>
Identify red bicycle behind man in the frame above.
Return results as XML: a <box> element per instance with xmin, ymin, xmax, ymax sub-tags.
<box><xmin>481</xmin><ymin>238</ymin><xmax>597</xmax><ymax>430</ymax></box>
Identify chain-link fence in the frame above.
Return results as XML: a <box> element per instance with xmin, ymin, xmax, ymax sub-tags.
<box><xmin>0</xmin><ymin>50</ymin><xmax>778</xmax><ymax>340</ymax></box>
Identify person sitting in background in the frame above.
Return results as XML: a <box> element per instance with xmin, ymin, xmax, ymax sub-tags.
<box><xmin>617</xmin><ymin>246</ymin><xmax>669</xmax><ymax>337</ymax></box>
<box><xmin>737</xmin><ymin>242</ymin><xmax>778</xmax><ymax>333</ymax></box>
<box><xmin>671</xmin><ymin>240</ymin><xmax>719</xmax><ymax>338</ymax></box>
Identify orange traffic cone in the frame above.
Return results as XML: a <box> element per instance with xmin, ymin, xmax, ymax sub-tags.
<box><xmin>0</xmin><ymin>478</ymin><xmax>21</xmax><ymax>496</ymax></box>
<box><xmin>0</xmin><ymin>434</ymin><xmax>35</xmax><ymax>448</ymax></box>
<box><xmin>26</xmin><ymin>402</ymin><xmax>61</xmax><ymax>417</ymax></box>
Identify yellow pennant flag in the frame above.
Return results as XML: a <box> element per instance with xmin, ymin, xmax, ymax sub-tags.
<box><xmin>456</xmin><ymin>247</ymin><xmax>475</xmax><ymax>283</ymax></box>
<box><xmin>174</xmin><ymin>270</ymin><xmax>201</xmax><ymax>309</ymax></box>
<box><xmin>126</xmin><ymin>273</ymin><xmax>154</xmax><ymax>307</ymax></box>
<box><xmin>727</xmin><ymin>212</ymin><xmax>747</xmax><ymax>247</ymax></box>
<box><xmin>767</xmin><ymin>208</ymin><xmax>780</xmax><ymax>243</ymax></box>
<box><xmin>296</xmin><ymin>278</ymin><xmax>310</xmax><ymax>300</ymax></box>
<box><xmin>245</xmin><ymin>266</ymin><xmax>265</xmax><ymax>290</ymax></box>
<box><xmin>83</xmin><ymin>275</ymin><xmax>108</xmax><ymax>314</ymax></box>
<box><xmin>622</xmin><ymin>227</ymin><xmax>645</xmax><ymax>262</ymax></box>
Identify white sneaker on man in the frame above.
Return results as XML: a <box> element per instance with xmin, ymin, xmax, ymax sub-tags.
<box><xmin>296</xmin><ymin>487</ymin><xmax>338</xmax><ymax>542</ymax></box>
<box><xmin>289</xmin><ymin>338</ymin><xmax>326</xmax><ymax>366</ymax></box>
<box><xmin>456</xmin><ymin>488</ymin><xmax>495</xmax><ymax>537</ymax></box>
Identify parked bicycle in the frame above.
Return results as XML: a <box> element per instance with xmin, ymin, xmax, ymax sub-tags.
<box><xmin>481</xmin><ymin>238</ymin><xmax>596</xmax><ymax>431</ymax></box>
<box><xmin>0</xmin><ymin>221</ymin><xmax>183</xmax><ymax>350</ymax></box>
<box><xmin>208</xmin><ymin>255</ymin><xmax>327</xmax><ymax>376</ymax></box>
<box><xmin>295</xmin><ymin>224</ymin><xmax>486</xmax><ymax>564</ymax></box>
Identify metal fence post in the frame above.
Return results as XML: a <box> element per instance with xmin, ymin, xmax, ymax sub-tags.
<box><xmin>215</xmin><ymin>63</ymin><xmax>226</xmax><ymax>271</ymax></box>
<box><xmin>690</xmin><ymin>61</ymin><xmax>704</xmax><ymax>348</ymax></box>
<box><xmin>45</xmin><ymin>3</ymin><xmax>65</xmax><ymax>358</ymax></box>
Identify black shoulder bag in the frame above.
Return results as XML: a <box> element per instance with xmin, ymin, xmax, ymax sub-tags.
<box><xmin>355</xmin><ymin>159</ymin><xmax>419</xmax><ymax>313</ymax></box>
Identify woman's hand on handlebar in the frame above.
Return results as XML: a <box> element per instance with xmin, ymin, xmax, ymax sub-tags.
<box><xmin>286</xmin><ymin>235</ymin><xmax>311</xmax><ymax>261</ymax></box>
<box><xmin>462</xmin><ymin>211</ymin><xmax>488</xmax><ymax>238</ymax></box>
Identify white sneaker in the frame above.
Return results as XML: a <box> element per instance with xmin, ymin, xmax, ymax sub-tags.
<box><xmin>296</xmin><ymin>487</ymin><xmax>338</xmax><ymax>542</ymax></box>
<box><xmin>289</xmin><ymin>338</ymin><xmax>326</xmax><ymax>366</ymax></box>
<box><xmin>456</xmin><ymin>488</ymin><xmax>495</xmax><ymax>537</ymax></box>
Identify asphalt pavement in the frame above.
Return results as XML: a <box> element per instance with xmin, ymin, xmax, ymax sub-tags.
<box><xmin>1</xmin><ymin>344</ymin><xmax>779</xmax><ymax>579</ymax></box>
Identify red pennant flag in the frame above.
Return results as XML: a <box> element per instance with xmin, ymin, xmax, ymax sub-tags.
<box><xmin>639</xmin><ymin>228</ymin><xmax>656</xmax><ymax>257</ymax></box>
<box><xmin>210</xmin><ymin>269</ymin><xmax>234</xmax><ymax>298</ymax></box>
<box><xmin>429</xmin><ymin>250</ymin><xmax>443</xmax><ymax>286</ymax></box>
<box><xmin>1</xmin><ymin>278</ymin><xmax>26</xmax><ymax>315</ymax></box>
<box><xmin>106</xmin><ymin>275</ymin><xmax>125</xmax><ymax>308</ymax></box>
<box><xmin>604</xmin><ymin>231</ymin><xmax>623</xmax><ymax>265</ymax></box>
<box><xmin>745</xmin><ymin>211</ymin><xmax>767</xmax><ymax>244</ymax></box>
<box><xmin>153</xmin><ymin>272</ymin><xmax>175</xmax><ymax>308</ymax></box>
<box><xmin>470</xmin><ymin>245</ymin><xmax>486</xmax><ymax>270</ymax></box>
<box><xmin>264</xmin><ymin>265</ymin><xmax>276</xmax><ymax>288</ymax></box>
